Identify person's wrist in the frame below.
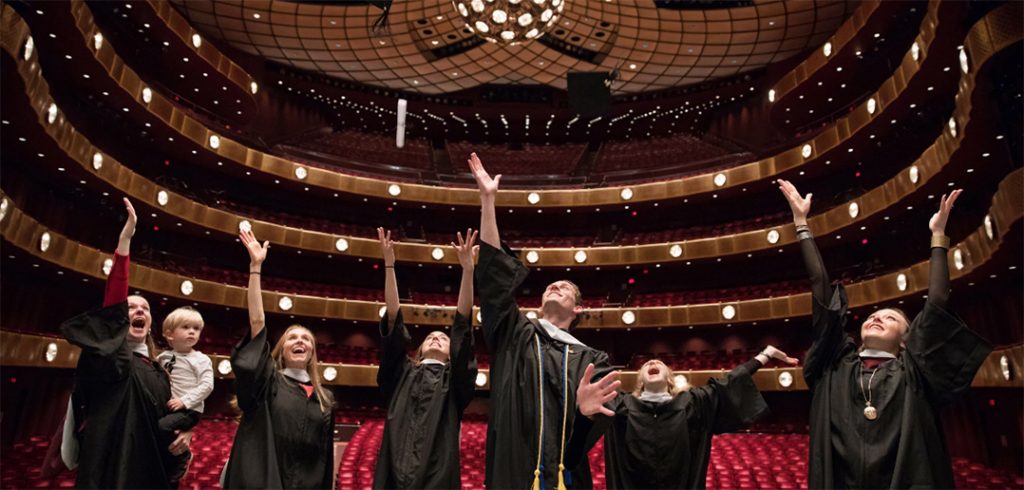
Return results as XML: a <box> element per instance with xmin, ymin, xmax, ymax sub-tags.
<box><xmin>793</xmin><ymin>218</ymin><xmax>808</xmax><ymax>227</ymax></box>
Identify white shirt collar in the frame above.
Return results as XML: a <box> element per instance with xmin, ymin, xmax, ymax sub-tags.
<box><xmin>420</xmin><ymin>358</ymin><xmax>445</xmax><ymax>366</ymax></box>
<box><xmin>859</xmin><ymin>348</ymin><xmax>897</xmax><ymax>359</ymax></box>
<box><xmin>638</xmin><ymin>390</ymin><xmax>673</xmax><ymax>404</ymax></box>
<box><xmin>537</xmin><ymin>318</ymin><xmax>586</xmax><ymax>347</ymax></box>
<box><xmin>128</xmin><ymin>342</ymin><xmax>149</xmax><ymax>358</ymax></box>
<box><xmin>281</xmin><ymin>367</ymin><xmax>311</xmax><ymax>383</ymax></box>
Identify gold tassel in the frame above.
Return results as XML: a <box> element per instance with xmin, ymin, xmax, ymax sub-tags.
<box><xmin>532</xmin><ymin>469</ymin><xmax>541</xmax><ymax>490</ymax></box>
<box><xmin>557</xmin><ymin>464</ymin><xmax>567</xmax><ymax>490</ymax></box>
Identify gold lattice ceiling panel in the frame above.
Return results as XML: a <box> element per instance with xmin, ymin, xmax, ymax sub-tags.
<box><xmin>170</xmin><ymin>0</ymin><xmax>857</xmax><ymax>94</ymax></box>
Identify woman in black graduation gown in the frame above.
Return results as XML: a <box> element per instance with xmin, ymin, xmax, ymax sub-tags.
<box><xmin>222</xmin><ymin>229</ymin><xmax>336</xmax><ymax>489</ymax></box>
<box><xmin>60</xmin><ymin>198</ymin><xmax>192</xmax><ymax>488</ymax></box>
<box><xmin>602</xmin><ymin>347</ymin><xmax>796</xmax><ymax>489</ymax></box>
<box><xmin>372</xmin><ymin>228</ymin><xmax>479</xmax><ymax>489</ymax></box>
<box><xmin>777</xmin><ymin>180</ymin><xmax>992</xmax><ymax>489</ymax></box>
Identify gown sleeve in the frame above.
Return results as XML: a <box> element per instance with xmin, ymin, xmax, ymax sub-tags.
<box><xmin>475</xmin><ymin>242</ymin><xmax>532</xmax><ymax>351</ymax></box>
<box><xmin>691</xmin><ymin>358</ymin><xmax>770</xmax><ymax>434</ymax></box>
<box><xmin>377</xmin><ymin>310</ymin><xmax>411</xmax><ymax>403</ymax></box>
<box><xmin>449</xmin><ymin>312</ymin><xmax>479</xmax><ymax>410</ymax></box>
<box><xmin>60</xmin><ymin>303</ymin><xmax>132</xmax><ymax>382</ymax></box>
<box><xmin>103</xmin><ymin>252</ymin><xmax>130</xmax><ymax>307</ymax></box>
<box><xmin>563</xmin><ymin>350</ymin><xmax>616</xmax><ymax>470</ymax></box>
<box><xmin>800</xmin><ymin>235</ymin><xmax>851</xmax><ymax>389</ymax></box>
<box><xmin>230</xmin><ymin>327</ymin><xmax>275</xmax><ymax>414</ymax></box>
<box><xmin>321</xmin><ymin>406</ymin><xmax>337</xmax><ymax>490</ymax></box>
<box><xmin>905</xmin><ymin>247</ymin><xmax>992</xmax><ymax>405</ymax></box>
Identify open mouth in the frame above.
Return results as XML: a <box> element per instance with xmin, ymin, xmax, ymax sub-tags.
<box><xmin>867</xmin><ymin>323</ymin><xmax>884</xmax><ymax>332</ymax></box>
<box><xmin>648</xmin><ymin>367</ymin><xmax>660</xmax><ymax>376</ymax></box>
<box><xmin>291</xmin><ymin>345</ymin><xmax>307</xmax><ymax>356</ymax></box>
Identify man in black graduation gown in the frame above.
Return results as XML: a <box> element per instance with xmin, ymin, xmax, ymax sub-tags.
<box><xmin>778</xmin><ymin>181</ymin><xmax>992</xmax><ymax>489</ymax></box>
<box><xmin>469</xmin><ymin>153</ymin><xmax>622</xmax><ymax>489</ymax></box>
<box><xmin>373</xmin><ymin>228</ymin><xmax>478</xmax><ymax>488</ymax></box>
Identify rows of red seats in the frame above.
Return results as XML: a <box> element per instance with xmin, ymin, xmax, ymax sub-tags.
<box><xmin>596</xmin><ymin>133</ymin><xmax>736</xmax><ymax>173</ymax></box>
<box><xmin>300</xmin><ymin>131</ymin><xmax>433</xmax><ymax>170</ymax></box>
<box><xmin>448</xmin><ymin>141</ymin><xmax>586</xmax><ymax>176</ymax></box>
<box><xmin>3</xmin><ymin>419</ymin><xmax>1020</xmax><ymax>490</ymax></box>
<box><xmin>619</xmin><ymin>211</ymin><xmax>790</xmax><ymax>245</ymax></box>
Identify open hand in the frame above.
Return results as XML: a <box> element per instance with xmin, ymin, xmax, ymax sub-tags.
<box><xmin>763</xmin><ymin>345</ymin><xmax>799</xmax><ymax>365</ymax></box>
<box><xmin>240</xmin><ymin>229</ymin><xmax>269</xmax><ymax>266</ymax></box>
<box><xmin>451</xmin><ymin>228</ymin><xmax>478</xmax><ymax>270</ymax></box>
<box><xmin>119</xmin><ymin>198</ymin><xmax>137</xmax><ymax>242</ymax></box>
<box><xmin>576</xmin><ymin>363</ymin><xmax>621</xmax><ymax>417</ymax></box>
<box><xmin>776</xmin><ymin>179</ymin><xmax>812</xmax><ymax>224</ymax></box>
<box><xmin>377</xmin><ymin>227</ymin><xmax>396</xmax><ymax>267</ymax></box>
<box><xmin>468</xmin><ymin>153</ymin><xmax>500</xmax><ymax>197</ymax></box>
<box><xmin>929</xmin><ymin>189</ymin><xmax>962</xmax><ymax>235</ymax></box>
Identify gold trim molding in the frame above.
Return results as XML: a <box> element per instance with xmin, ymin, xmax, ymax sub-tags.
<box><xmin>2</xmin><ymin>0</ymin><xmax>1018</xmax><ymax>267</ymax></box>
<box><xmin>3</xmin><ymin>331</ymin><xmax>1019</xmax><ymax>391</ymax></box>
<box><xmin>1</xmin><ymin>167</ymin><xmax>1019</xmax><ymax>328</ymax></box>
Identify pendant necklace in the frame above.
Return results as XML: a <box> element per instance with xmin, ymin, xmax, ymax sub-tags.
<box><xmin>859</xmin><ymin>364</ymin><xmax>879</xmax><ymax>421</ymax></box>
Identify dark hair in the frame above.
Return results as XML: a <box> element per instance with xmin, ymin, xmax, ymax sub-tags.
<box><xmin>558</xmin><ymin>279</ymin><xmax>584</xmax><ymax>330</ymax></box>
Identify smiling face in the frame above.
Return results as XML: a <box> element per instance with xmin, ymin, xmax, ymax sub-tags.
<box><xmin>860</xmin><ymin>308</ymin><xmax>909</xmax><ymax>353</ymax></box>
<box><xmin>418</xmin><ymin>331</ymin><xmax>451</xmax><ymax>362</ymax></box>
<box><xmin>126</xmin><ymin>295</ymin><xmax>152</xmax><ymax>344</ymax></box>
<box><xmin>540</xmin><ymin>280</ymin><xmax>583</xmax><ymax>328</ymax></box>
<box><xmin>280</xmin><ymin>326</ymin><xmax>315</xmax><ymax>369</ymax></box>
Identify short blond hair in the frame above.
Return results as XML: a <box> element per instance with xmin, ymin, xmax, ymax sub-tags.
<box><xmin>162</xmin><ymin>306</ymin><xmax>205</xmax><ymax>337</ymax></box>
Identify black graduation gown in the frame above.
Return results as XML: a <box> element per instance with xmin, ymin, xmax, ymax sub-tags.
<box><xmin>804</xmin><ymin>285</ymin><xmax>992</xmax><ymax>489</ymax></box>
<box><xmin>60</xmin><ymin>302</ymin><xmax>177</xmax><ymax>489</ymax></box>
<box><xmin>372</xmin><ymin>310</ymin><xmax>477</xmax><ymax>489</ymax></box>
<box><xmin>476</xmin><ymin>242</ymin><xmax>613</xmax><ymax>489</ymax></box>
<box><xmin>222</xmin><ymin>327</ymin><xmax>336</xmax><ymax>489</ymax></box>
<box><xmin>603</xmin><ymin>362</ymin><xmax>768</xmax><ymax>489</ymax></box>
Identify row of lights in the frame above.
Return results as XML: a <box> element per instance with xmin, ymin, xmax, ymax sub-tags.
<box><xmin>37</xmin><ymin>337</ymin><xmax>1011</xmax><ymax>383</ymax></box>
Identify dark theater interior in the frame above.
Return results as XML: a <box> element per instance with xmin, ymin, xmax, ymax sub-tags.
<box><xmin>0</xmin><ymin>0</ymin><xmax>1021</xmax><ymax>488</ymax></box>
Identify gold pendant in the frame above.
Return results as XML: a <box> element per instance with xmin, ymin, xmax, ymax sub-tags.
<box><xmin>864</xmin><ymin>403</ymin><xmax>878</xmax><ymax>420</ymax></box>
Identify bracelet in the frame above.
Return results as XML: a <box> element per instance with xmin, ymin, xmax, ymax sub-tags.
<box><xmin>930</xmin><ymin>234</ymin><xmax>950</xmax><ymax>249</ymax></box>
<box><xmin>249</xmin><ymin>271</ymin><xmax>261</xmax><ymax>275</ymax></box>
<box><xmin>385</xmin><ymin>266</ymin><xmax>395</xmax><ymax>269</ymax></box>
<box><xmin>797</xmin><ymin>229</ymin><xmax>813</xmax><ymax>241</ymax></box>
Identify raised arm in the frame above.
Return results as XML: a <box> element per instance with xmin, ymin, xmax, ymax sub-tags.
<box><xmin>926</xmin><ymin>190</ymin><xmax>960</xmax><ymax>307</ymax></box>
<box><xmin>469</xmin><ymin>153</ymin><xmax>501</xmax><ymax>248</ymax></box>
<box><xmin>452</xmin><ymin>228</ymin><xmax>478</xmax><ymax>318</ymax></box>
<box><xmin>907</xmin><ymin>189</ymin><xmax>992</xmax><ymax>403</ymax></box>
<box><xmin>777</xmin><ymin>179</ymin><xmax>830</xmax><ymax>302</ymax></box>
<box><xmin>103</xmin><ymin>198</ymin><xmax>136</xmax><ymax>307</ymax></box>
<box><xmin>378</xmin><ymin>227</ymin><xmax>400</xmax><ymax>329</ymax></box>
<box><xmin>778</xmin><ymin>180</ymin><xmax>848</xmax><ymax>387</ymax></box>
<box><xmin>240</xmin><ymin>229</ymin><xmax>269</xmax><ymax>339</ymax></box>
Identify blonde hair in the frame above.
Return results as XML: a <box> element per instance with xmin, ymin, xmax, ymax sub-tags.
<box><xmin>270</xmin><ymin>325</ymin><xmax>333</xmax><ymax>413</ymax></box>
<box><xmin>632</xmin><ymin>360</ymin><xmax>683</xmax><ymax>398</ymax></box>
<box><xmin>161</xmin><ymin>306</ymin><xmax>205</xmax><ymax>337</ymax></box>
